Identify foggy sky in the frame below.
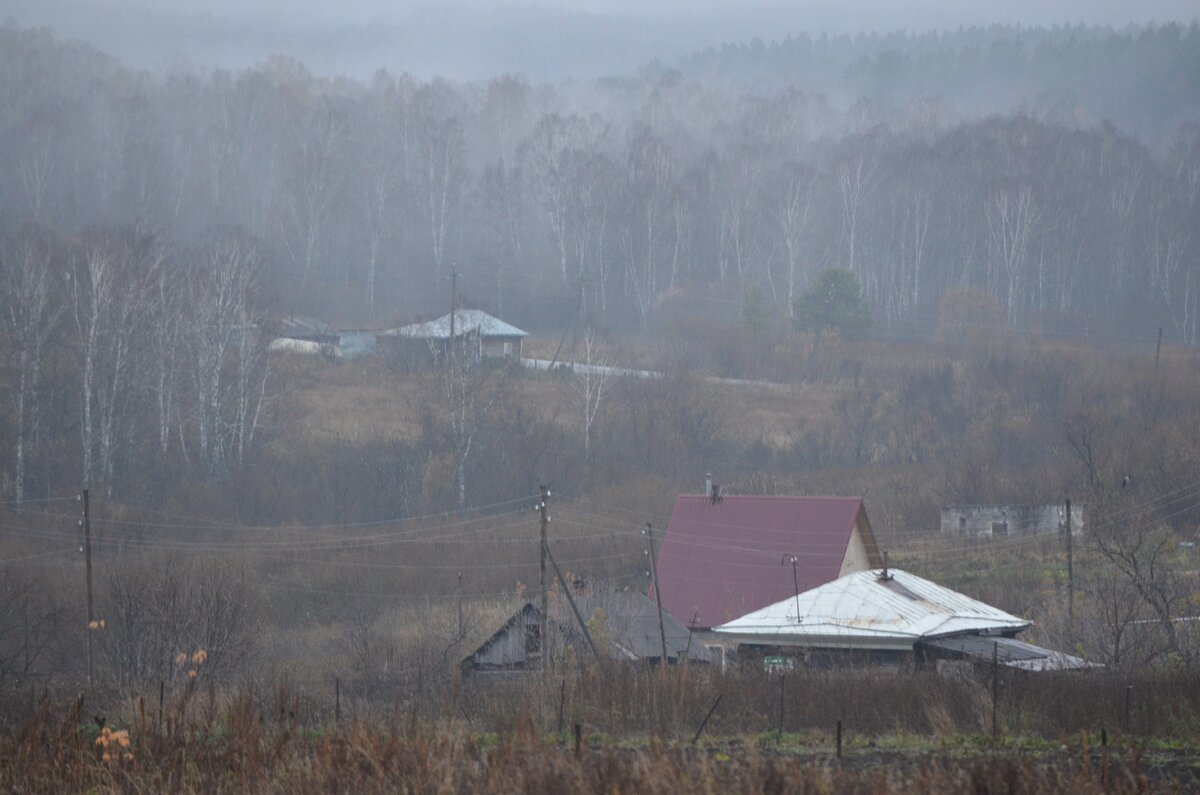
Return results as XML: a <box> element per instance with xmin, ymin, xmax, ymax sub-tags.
<box><xmin>6</xmin><ymin>0</ymin><xmax>1199</xmax><ymax>80</ymax></box>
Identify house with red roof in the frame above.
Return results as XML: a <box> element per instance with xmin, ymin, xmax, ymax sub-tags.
<box><xmin>653</xmin><ymin>494</ymin><xmax>884</xmax><ymax>630</ymax></box>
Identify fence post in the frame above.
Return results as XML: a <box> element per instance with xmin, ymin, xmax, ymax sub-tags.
<box><xmin>991</xmin><ymin>642</ymin><xmax>999</xmax><ymax>740</ymax></box>
<box><xmin>778</xmin><ymin>674</ymin><xmax>785</xmax><ymax>743</ymax></box>
<box><xmin>335</xmin><ymin>676</ymin><xmax>341</xmax><ymax>724</ymax></box>
<box><xmin>836</xmin><ymin>719</ymin><xmax>843</xmax><ymax>759</ymax></box>
<box><xmin>1124</xmin><ymin>685</ymin><xmax>1132</xmax><ymax>733</ymax></box>
<box><xmin>557</xmin><ymin>679</ymin><xmax>566</xmax><ymax>735</ymax></box>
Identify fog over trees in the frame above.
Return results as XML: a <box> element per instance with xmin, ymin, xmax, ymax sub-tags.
<box><xmin>1</xmin><ymin>21</ymin><xmax>1198</xmax><ymax>339</ymax></box>
<box><xmin>4</xmin><ymin>10</ymin><xmax>1200</xmax><ymax>738</ymax></box>
<box><xmin>0</xmin><ymin>18</ymin><xmax>1197</xmax><ymax>512</ymax></box>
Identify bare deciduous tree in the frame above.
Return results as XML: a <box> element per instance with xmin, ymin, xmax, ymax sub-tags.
<box><xmin>412</xmin><ymin>82</ymin><xmax>466</xmax><ymax>276</ymax></box>
<box><xmin>0</xmin><ymin>567</ymin><xmax>69</xmax><ymax>685</ymax></box>
<box><xmin>774</xmin><ymin>164</ymin><xmax>813</xmax><ymax>320</ymax></box>
<box><xmin>280</xmin><ymin>101</ymin><xmax>346</xmax><ymax>289</ymax></box>
<box><xmin>984</xmin><ymin>184</ymin><xmax>1041</xmax><ymax>325</ymax></box>
<box><xmin>183</xmin><ymin>235</ymin><xmax>271</xmax><ymax>477</ymax></box>
<box><xmin>838</xmin><ymin>148</ymin><xmax>877</xmax><ymax>275</ymax></box>
<box><xmin>71</xmin><ymin>231</ymin><xmax>161</xmax><ymax>493</ymax></box>
<box><xmin>430</xmin><ymin>330</ymin><xmax>513</xmax><ymax>509</ymax></box>
<box><xmin>98</xmin><ymin>558</ymin><xmax>259</xmax><ymax>686</ymax></box>
<box><xmin>0</xmin><ymin>225</ymin><xmax>62</xmax><ymax>503</ymax></box>
<box><xmin>561</xmin><ymin>329</ymin><xmax>613</xmax><ymax>453</ymax></box>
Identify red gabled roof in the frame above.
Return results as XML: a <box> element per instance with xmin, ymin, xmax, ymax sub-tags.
<box><xmin>654</xmin><ymin>495</ymin><xmax>875</xmax><ymax>629</ymax></box>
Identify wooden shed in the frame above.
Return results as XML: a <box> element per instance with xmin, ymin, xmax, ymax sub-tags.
<box><xmin>461</xmin><ymin>592</ymin><xmax>711</xmax><ymax>675</ymax></box>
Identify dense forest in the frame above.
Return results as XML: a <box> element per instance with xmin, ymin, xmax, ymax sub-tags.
<box><xmin>674</xmin><ymin>23</ymin><xmax>1200</xmax><ymax>141</ymax></box>
<box><xmin>2</xmin><ymin>21</ymin><xmax>1198</xmax><ymax>340</ymax></box>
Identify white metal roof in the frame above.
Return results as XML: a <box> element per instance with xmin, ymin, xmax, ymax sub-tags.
<box><xmin>712</xmin><ymin>568</ymin><xmax>1030</xmax><ymax>648</ymax></box>
<box><xmin>385</xmin><ymin>310</ymin><xmax>528</xmax><ymax>340</ymax></box>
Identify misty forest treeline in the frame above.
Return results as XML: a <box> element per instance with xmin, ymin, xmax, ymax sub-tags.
<box><xmin>2</xmin><ymin>21</ymin><xmax>1200</xmax><ymax>522</ymax></box>
<box><xmin>674</xmin><ymin>22</ymin><xmax>1200</xmax><ymax>141</ymax></box>
<box><xmin>1</xmin><ymin>21</ymin><xmax>1199</xmax><ymax>343</ymax></box>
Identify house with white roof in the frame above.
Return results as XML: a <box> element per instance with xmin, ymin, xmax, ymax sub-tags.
<box><xmin>713</xmin><ymin>568</ymin><xmax>1092</xmax><ymax>672</ymax></box>
<box><xmin>382</xmin><ymin>309</ymin><xmax>528</xmax><ymax>367</ymax></box>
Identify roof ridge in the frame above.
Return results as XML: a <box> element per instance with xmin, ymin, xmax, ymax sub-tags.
<box><xmin>677</xmin><ymin>494</ymin><xmax>862</xmax><ymax>501</ymax></box>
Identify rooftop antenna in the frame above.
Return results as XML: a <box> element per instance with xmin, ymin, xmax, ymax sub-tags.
<box><xmin>781</xmin><ymin>554</ymin><xmax>801</xmax><ymax>623</ymax></box>
<box><xmin>685</xmin><ymin>610</ymin><xmax>700</xmax><ymax>658</ymax></box>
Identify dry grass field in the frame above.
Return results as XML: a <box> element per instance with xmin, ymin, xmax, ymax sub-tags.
<box><xmin>4</xmin><ymin>668</ymin><xmax>1199</xmax><ymax>793</ymax></box>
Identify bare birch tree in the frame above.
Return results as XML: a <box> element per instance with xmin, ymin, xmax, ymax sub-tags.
<box><xmin>774</xmin><ymin>164</ymin><xmax>813</xmax><ymax>320</ymax></box>
<box><xmin>562</xmin><ymin>329</ymin><xmax>613</xmax><ymax>453</ymax></box>
<box><xmin>433</xmin><ymin>330</ymin><xmax>513</xmax><ymax>509</ymax></box>
<box><xmin>838</xmin><ymin>149</ymin><xmax>877</xmax><ymax>274</ymax></box>
<box><xmin>72</xmin><ymin>231</ymin><xmax>159</xmax><ymax>492</ymax></box>
<box><xmin>0</xmin><ymin>225</ymin><xmax>62</xmax><ymax>503</ymax></box>
<box><xmin>183</xmin><ymin>235</ymin><xmax>270</xmax><ymax>477</ymax></box>
<box><xmin>280</xmin><ymin>102</ymin><xmax>345</xmax><ymax>290</ymax></box>
<box><xmin>412</xmin><ymin>82</ymin><xmax>466</xmax><ymax>276</ymax></box>
<box><xmin>985</xmin><ymin>184</ymin><xmax>1041</xmax><ymax>325</ymax></box>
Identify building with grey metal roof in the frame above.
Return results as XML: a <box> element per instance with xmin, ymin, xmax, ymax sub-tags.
<box><xmin>713</xmin><ymin>568</ymin><xmax>1092</xmax><ymax>671</ymax></box>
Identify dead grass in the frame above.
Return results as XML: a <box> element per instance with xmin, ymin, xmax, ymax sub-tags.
<box><xmin>1</xmin><ymin>691</ymin><xmax>1192</xmax><ymax>793</ymax></box>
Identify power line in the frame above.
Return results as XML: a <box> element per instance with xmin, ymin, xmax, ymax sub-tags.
<box><xmin>0</xmin><ymin>547</ymin><xmax>75</xmax><ymax>564</ymax></box>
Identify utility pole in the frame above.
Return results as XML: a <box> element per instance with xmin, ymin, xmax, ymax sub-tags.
<box><xmin>1155</xmin><ymin>326</ymin><xmax>1163</xmax><ymax>370</ymax></box>
<box><xmin>645</xmin><ymin>523</ymin><xmax>669</xmax><ymax>664</ymax></box>
<box><xmin>448</xmin><ymin>268</ymin><xmax>457</xmax><ymax>367</ymax></box>
<box><xmin>544</xmin><ymin>539</ymin><xmax>600</xmax><ymax>662</ymax></box>
<box><xmin>548</xmin><ymin>278</ymin><xmax>585</xmax><ymax>371</ymax></box>
<box><xmin>537</xmin><ymin>485</ymin><xmax>550</xmax><ymax>671</ymax></box>
<box><xmin>1065</xmin><ymin>498</ymin><xmax>1074</xmax><ymax>625</ymax></box>
<box><xmin>81</xmin><ymin>488</ymin><xmax>95</xmax><ymax>688</ymax></box>
<box><xmin>456</xmin><ymin>570</ymin><xmax>465</xmax><ymax>640</ymax></box>
<box><xmin>782</xmin><ymin>555</ymin><xmax>801</xmax><ymax>623</ymax></box>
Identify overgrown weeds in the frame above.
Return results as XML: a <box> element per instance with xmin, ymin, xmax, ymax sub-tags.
<box><xmin>0</xmin><ymin>690</ymin><xmax>1193</xmax><ymax>793</ymax></box>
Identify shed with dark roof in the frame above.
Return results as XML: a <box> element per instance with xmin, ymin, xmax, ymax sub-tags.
<box><xmin>461</xmin><ymin>591</ymin><xmax>711</xmax><ymax>675</ymax></box>
<box><xmin>653</xmin><ymin>495</ymin><xmax>883</xmax><ymax>630</ymax></box>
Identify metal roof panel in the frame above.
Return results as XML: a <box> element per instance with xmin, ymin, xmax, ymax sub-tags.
<box><xmin>654</xmin><ymin>495</ymin><xmax>867</xmax><ymax>628</ymax></box>
<box><xmin>712</xmin><ymin>568</ymin><xmax>1030</xmax><ymax>643</ymax></box>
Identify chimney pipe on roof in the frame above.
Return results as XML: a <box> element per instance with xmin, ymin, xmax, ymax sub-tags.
<box><xmin>705</xmin><ymin>473</ymin><xmax>713</xmax><ymax>498</ymax></box>
<box><xmin>879</xmin><ymin>551</ymin><xmax>892</xmax><ymax>581</ymax></box>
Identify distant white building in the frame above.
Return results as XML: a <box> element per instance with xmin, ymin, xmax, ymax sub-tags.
<box><xmin>939</xmin><ymin>504</ymin><xmax>1083</xmax><ymax>537</ymax></box>
<box><xmin>268</xmin><ymin>317</ymin><xmax>379</xmax><ymax>359</ymax></box>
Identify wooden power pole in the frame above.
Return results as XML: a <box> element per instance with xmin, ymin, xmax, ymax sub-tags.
<box><xmin>1065</xmin><ymin>498</ymin><xmax>1074</xmax><ymax>624</ymax></box>
<box><xmin>544</xmin><ymin>539</ymin><xmax>599</xmax><ymax>662</ymax></box>
<box><xmin>538</xmin><ymin>485</ymin><xmax>550</xmax><ymax>670</ymax></box>
<box><xmin>645</xmin><ymin>523</ymin><xmax>669</xmax><ymax>664</ymax></box>
<box><xmin>81</xmin><ymin>488</ymin><xmax>95</xmax><ymax>687</ymax></box>
<box><xmin>450</xmin><ymin>269</ymin><xmax>457</xmax><ymax>335</ymax></box>
<box><xmin>448</xmin><ymin>268</ymin><xmax>457</xmax><ymax>367</ymax></box>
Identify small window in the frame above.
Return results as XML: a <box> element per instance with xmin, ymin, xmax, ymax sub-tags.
<box><xmin>992</xmin><ymin>521</ymin><xmax>1009</xmax><ymax>536</ymax></box>
<box><xmin>525</xmin><ymin>624</ymin><xmax>541</xmax><ymax>656</ymax></box>
<box><xmin>958</xmin><ymin>516</ymin><xmax>967</xmax><ymax>531</ymax></box>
